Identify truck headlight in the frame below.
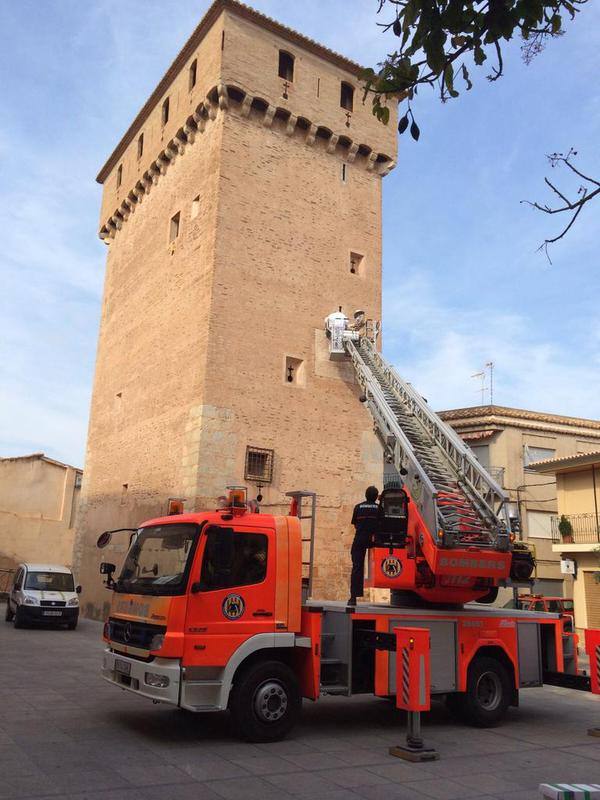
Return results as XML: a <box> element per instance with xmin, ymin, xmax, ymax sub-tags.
<box><xmin>145</xmin><ymin>672</ymin><xmax>169</xmax><ymax>688</ymax></box>
<box><xmin>23</xmin><ymin>595</ymin><xmax>39</xmax><ymax>606</ymax></box>
<box><xmin>149</xmin><ymin>634</ymin><xmax>165</xmax><ymax>651</ymax></box>
<box><xmin>67</xmin><ymin>597</ymin><xmax>79</xmax><ymax>607</ymax></box>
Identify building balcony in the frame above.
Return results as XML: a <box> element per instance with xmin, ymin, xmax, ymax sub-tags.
<box><xmin>487</xmin><ymin>466</ymin><xmax>505</xmax><ymax>487</ymax></box>
<box><xmin>551</xmin><ymin>513</ymin><xmax>600</xmax><ymax>553</ymax></box>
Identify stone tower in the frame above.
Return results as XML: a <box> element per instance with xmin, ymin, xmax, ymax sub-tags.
<box><xmin>74</xmin><ymin>0</ymin><xmax>397</xmax><ymax>617</ymax></box>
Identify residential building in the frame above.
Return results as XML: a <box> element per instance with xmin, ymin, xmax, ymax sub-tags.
<box><xmin>530</xmin><ymin>451</ymin><xmax>600</xmax><ymax>632</ymax></box>
<box><xmin>0</xmin><ymin>453</ymin><xmax>82</xmax><ymax>580</ymax></box>
<box><xmin>438</xmin><ymin>405</ymin><xmax>600</xmax><ymax>597</ymax></box>
<box><xmin>73</xmin><ymin>0</ymin><xmax>397</xmax><ymax>617</ymax></box>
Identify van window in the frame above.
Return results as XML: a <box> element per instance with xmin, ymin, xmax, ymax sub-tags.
<box><xmin>200</xmin><ymin>531</ymin><xmax>267</xmax><ymax>591</ymax></box>
<box><xmin>25</xmin><ymin>571</ymin><xmax>75</xmax><ymax>592</ymax></box>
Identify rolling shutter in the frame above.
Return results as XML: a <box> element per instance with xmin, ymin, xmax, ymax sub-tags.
<box><xmin>584</xmin><ymin>572</ymin><xmax>600</xmax><ymax>629</ymax></box>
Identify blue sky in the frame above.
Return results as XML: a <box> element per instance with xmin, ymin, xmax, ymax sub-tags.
<box><xmin>0</xmin><ymin>1</ymin><xmax>598</xmax><ymax>467</ymax></box>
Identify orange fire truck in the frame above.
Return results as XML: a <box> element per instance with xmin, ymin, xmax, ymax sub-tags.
<box><xmin>97</xmin><ymin>317</ymin><xmax>600</xmax><ymax>742</ymax></box>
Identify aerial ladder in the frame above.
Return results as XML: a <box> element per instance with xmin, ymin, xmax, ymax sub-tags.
<box><xmin>325</xmin><ymin>309</ymin><xmax>535</xmax><ymax>605</ymax></box>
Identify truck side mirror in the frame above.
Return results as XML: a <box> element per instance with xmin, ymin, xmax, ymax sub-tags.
<box><xmin>99</xmin><ymin>562</ymin><xmax>116</xmax><ymax>575</ymax></box>
<box><xmin>76</xmin><ymin>585</ymin><xmax>82</xmax><ymax>594</ymax></box>
<box><xmin>97</xmin><ymin>531</ymin><xmax>112</xmax><ymax>548</ymax></box>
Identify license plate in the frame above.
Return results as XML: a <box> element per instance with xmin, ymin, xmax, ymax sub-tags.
<box><xmin>114</xmin><ymin>658</ymin><xmax>131</xmax><ymax>676</ymax></box>
<box><xmin>43</xmin><ymin>610</ymin><xmax>62</xmax><ymax>616</ymax></box>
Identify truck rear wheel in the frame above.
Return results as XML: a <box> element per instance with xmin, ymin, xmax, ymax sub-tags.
<box><xmin>229</xmin><ymin>660</ymin><xmax>301</xmax><ymax>742</ymax></box>
<box><xmin>446</xmin><ymin>656</ymin><xmax>511</xmax><ymax>727</ymax></box>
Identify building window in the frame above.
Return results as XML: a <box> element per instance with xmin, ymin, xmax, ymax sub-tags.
<box><xmin>162</xmin><ymin>97</ymin><xmax>170</xmax><ymax>126</ymax></box>
<box><xmin>120</xmin><ymin>483</ymin><xmax>128</xmax><ymax>505</ymax></box>
<box><xmin>189</xmin><ymin>59</ymin><xmax>197</xmax><ymax>90</ymax></box>
<box><xmin>340</xmin><ymin>82</ymin><xmax>354</xmax><ymax>111</ymax></box>
<box><xmin>285</xmin><ymin>355</ymin><xmax>305</xmax><ymax>386</ymax></box>
<box><xmin>137</xmin><ymin>133</ymin><xmax>144</xmax><ymax>159</ymax></box>
<box><xmin>316</xmin><ymin>77</ymin><xmax>320</xmax><ymax>98</ymax></box>
<box><xmin>245</xmin><ymin>446</ymin><xmax>274</xmax><ymax>484</ymax></box>
<box><xmin>74</xmin><ymin>473</ymin><xmax>82</xmax><ymax>489</ymax></box>
<box><xmin>527</xmin><ymin>511</ymin><xmax>553</xmax><ymax>539</ymax></box>
<box><xmin>349</xmin><ymin>251</ymin><xmax>364</xmax><ymax>275</ymax></box>
<box><xmin>341</xmin><ymin>163</ymin><xmax>347</xmax><ymax>183</ymax></box>
<box><xmin>116</xmin><ymin>164</ymin><xmax>122</xmax><ymax>189</ymax></box>
<box><xmin>278</xmin><ymin>50</ymin><xmax>294</xmax><ymax>82</ymax></box>
<box><xmin>169</xmin><ymin>212</ymin><xmax>181</xmax><ymax>242</ymax></box>
<box><xmin>470</xmin><ymin>444</ymin><xmax>490</xmax><ymax>469</ymax></box>
<box><xmin>191</xmin><ymin>195</ymin><xmax>200</xmax><ymax>219</ymax></box>
<box><xmin>524</xmin><ymin>445</ymin><xmax>556</xmax><ymax>470</ymax></box>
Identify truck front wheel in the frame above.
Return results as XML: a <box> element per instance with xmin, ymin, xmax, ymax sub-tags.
<box><xmin>229</xmin><ymin>660</ymin><xmax>301</xmax><ymax>742</ymax></box>
<box><xmin>446</xmin><ymin>656</ymin><xmax>511</xmax><ymax>727</ymax></box>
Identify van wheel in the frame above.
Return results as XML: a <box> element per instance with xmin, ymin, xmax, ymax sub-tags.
<box><xmin>447</xmin><ymin>656</ymin><xmax>511</xmax><ymax>727</ymax></box>
<box><xmin>5</xmin><ymin>603</ymin><xmax>14</xmax><ymax>622</ymax></box>
<box><xmin>13</xmin><ymin>606</ymin><xmax>25</xmax><ymax>629</ymax></box>
<box><xmin>229</xmin><ymin>660</ymin><xmax>301</xmax><ymax>742</ymax></box>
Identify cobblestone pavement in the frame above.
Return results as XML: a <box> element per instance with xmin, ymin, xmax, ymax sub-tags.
<box><xmin>1</xmin><ymin>606</ymin><xmax>598</xmax><ymax>800</ymax></box>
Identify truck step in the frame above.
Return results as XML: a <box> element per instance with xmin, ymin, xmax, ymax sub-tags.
<box><xmin>320</xmin><ymin>657</ymin><xmax>343</xmax><ymax>665</ymax></box>
<box><xmin>320</xmin><ymin>684</ymin><xmax>350</xmax><ymax>695</ymax></box>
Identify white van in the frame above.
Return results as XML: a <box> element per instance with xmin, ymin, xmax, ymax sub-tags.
<box><xmin>5</xmin><ymin>563</ymin><xmax>81</xmax><ymax>629</ymax></box>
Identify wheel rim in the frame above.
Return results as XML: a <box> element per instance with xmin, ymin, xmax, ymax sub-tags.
<box><xmin>253</xmin><ymin>680</ymin><xmax>288</xmax><ymax>723</ymax></box>
<box><xmin>475</xmin><ymin>671</ymin><xmax>502</xmax><ymax>711</ymax></box>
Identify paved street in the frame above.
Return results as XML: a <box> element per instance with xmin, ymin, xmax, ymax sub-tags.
<box><xmin>1</xmin><ymin>606</ymin><xmax>598</xmax><ymax>800</ymax></box>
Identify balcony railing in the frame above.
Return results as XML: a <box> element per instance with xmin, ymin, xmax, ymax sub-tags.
<box><xmin>551</xmin><ymin>513</ymin><xmax>600</xmax><ymax>545</ymax></box>
<box><xmin>487</xmin><ymin>466</ymin><xmax>505</xmax><ymax>487</ymax></box>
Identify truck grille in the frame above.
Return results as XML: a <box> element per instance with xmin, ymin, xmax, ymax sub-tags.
<box><xmin>41</xmin><ymin>601</ymin><xmax>66</xmax><ymax>607</ymax></box>
<box><xmin>107</xmin><ymin>617</ymin><xmax>166</xmax><ymax>650</ymax></box>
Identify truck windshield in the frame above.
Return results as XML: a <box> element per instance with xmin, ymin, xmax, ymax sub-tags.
<box><xmin>25</xmin><ymin>572</ymin><xmax>74</xmax><ymax>591</ymax></box>
<box><xmin>117</xmin><ymin>523</ymin><xmax>198</xmax><ymax>595</ymax></box>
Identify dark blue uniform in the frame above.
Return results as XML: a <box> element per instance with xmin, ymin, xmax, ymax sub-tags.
<box><xmin>350</xmin><ymin>501</ymin><xmax>381</xmax><ymax>600</ymax></box>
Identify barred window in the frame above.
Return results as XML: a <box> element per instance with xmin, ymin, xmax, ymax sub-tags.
<box><xmin>244</xmin><ymin>446</ymin><xmax>274</xmax><ymax>484</ymax></box>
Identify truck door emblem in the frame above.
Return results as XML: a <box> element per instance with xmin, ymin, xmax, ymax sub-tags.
<box><xmin>381</xmin><ymin>556</ymin><xmax>402</xmax><ymax>578</ymax></box>
<box><xmin>123</xmin><ymin>622</ymin><xmax>133</xmax><ymax>642</ymax></box>
<box><xmin>222</xmin><ymin>594</ymin><xmax>245</xmax><ymax>620</ymax></box>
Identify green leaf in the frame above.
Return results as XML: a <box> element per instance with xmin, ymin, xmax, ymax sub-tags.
<box><xmin>410</xmin><ymin>119</ymin><xmax>420</xmax><ymax>141</ymax></box>
<box><xmin>393</xmin><ymin>18</ymin><xmax>402</xmax><ymax>36</ymax></box>
<box><xmin>461</xmin><ymin>63</ymin><xmax>473</xmax><ymax>90</ymax></box>
<box><xmin>474</xmin><ymin>44</ymin><xmax>487</xmax><ymax>65</ymax></box>
<box><xmin>444</xmin><ymin>63</ymin><xmax>455</xmax><ymax>92</ymax></box>
<box><xmin>380</xmin><ymin>106</ymin><xmax>390</xmax><ymax>125</ymax></box>
<box><xmin>398</xmin><ymin>113</ymin><xmax>410</xmax><ymax>134</ymax></box>
<box><xmin>551</xmin><ymin>13</ymin><xmax>561</xmax><ymax>32</ymax></box>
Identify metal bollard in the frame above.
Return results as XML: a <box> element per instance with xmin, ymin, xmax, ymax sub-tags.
<box><xmin>389</xmin><ymin>626</ymin><xmax>439</xmax><ymax>762</ymax></box>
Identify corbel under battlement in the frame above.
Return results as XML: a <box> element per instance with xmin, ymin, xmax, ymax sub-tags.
<box><xmin>99</xmin><ymin>84</ymin><xmax>396</xmax><ymax>242</ymax></box>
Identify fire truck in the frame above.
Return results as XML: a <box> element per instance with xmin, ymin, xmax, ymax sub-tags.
<box><xmin>97</xmin><ymin>315</ymin><xmax>599</xmax><ymax>742</ymax></box>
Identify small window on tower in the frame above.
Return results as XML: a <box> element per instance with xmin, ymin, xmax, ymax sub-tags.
<box><xmin>169</xmin><ymin>212</ymin><xmax>181</xmax><ymax>242</ymax></box>
<box><xmin>191</xmin><ymin>195</ymin><xmax>200</xmax><ymax>219</ymax></box>
<box><xmin>189</xmin><ymin>59</ymin><xmax>197</xmax><ymax>90</ymax></box>
<box><xmin>116</xmin><ymin>164</ymin><xmax>122</xmax><ymax>189</ymax></box>
<box><xmin>137</xmin><ymin>133</ymin><xmax>144</xmax><ymax>159</ymax></box>
<box><xmin>245</xmin><ymin>446</ymin><xmax>274</xmax><ymax>484</ymax></box>
<box><xmin>349</xmin><ymin>251</ymin><xmax>364</xmax><ymax>275</ymax></box>
<box><xmin>278</xmin><ymin>50</ymin><xmax>294</xmax><ymax>82</ymax></box>
<box><xmin>162</xmin><ymin>97</ymin><xmax>170</xmax><ymax>126</ymax></box>
<box><xmin>340</xmin><ymin>82</ymin><xmax>354</xmax><ymax>111</ymax></box>
<box><xmin>285</xmin><ymin>355</ymin><xmax>305</xmax><ymax>387</ymax></box>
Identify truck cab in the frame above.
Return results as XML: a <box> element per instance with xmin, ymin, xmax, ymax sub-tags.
<box><xmin>100</xmin><ymin>490</ymin><xmax>304</xmax><ymax>740</ymax></box>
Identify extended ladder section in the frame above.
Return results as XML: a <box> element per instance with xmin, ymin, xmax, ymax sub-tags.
<box><xmin>286</xmin><ymin>491</ymin><xmax>317</xmax><ymax>600</ymax></box>
<box><xmin>337</xmin><ymin>326</ymin><xmax>510</xmax><ymax>552</ymax></box>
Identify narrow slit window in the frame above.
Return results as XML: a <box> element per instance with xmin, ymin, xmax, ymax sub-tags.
<box><xmin>137</xmin><ymin>133</ymin><xmax>144</xmax><ymax>159</ymax></box>
<box><xmin>116</xmin><ymin>164</ymin><xmax>122</xmax><ymax>189</ymax></box>
<box><xmin>169</xmin><ymin>211</ymin><xmax>181</xmax><ymax>242</ymax></box>
<box><xmin>316</xmin><ymin>77</ymin><xmax>320</xmax><ymax>98</ymax></box>
<box><xmin>189</xmin><ymin>59</ymin><xmax>197</xmax><ymax>91</ymax></box>
<box><xmin>162</xmin><ymin>97</ymin><xmax>170</xmax><ymax>126</ymax></box>
<box><xmin>285</xmin><ymin>356</ymin><xmax>305</xmax><ymax>386</ymax></box>
<box><xmin>278</xmin><ymin>50</ymin><xmax>294</xmax><ymax>82</ymax></box>
<box><xmin>350</xmin><ymin>252</ymin><xmax>364</xmax><ymax>275</ymax></box>
<box><xmin>340</xmin><ymin>82</ymin><xmax>354</xmax><ymax>111</ymax></box>
<box><xmin>341</xmin><ymin>163</ymin><xmax>347</xmax><ymax>183</ymax></box>
<box><xmin>191</xmin><ymin>195</ymin><xmax>200</xmax><ymax>219</ymax></box>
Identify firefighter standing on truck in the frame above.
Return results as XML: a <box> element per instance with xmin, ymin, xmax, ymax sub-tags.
<box><xmin>349</xmin><ymin>486</ymin><xmax>381</xmax><ymax>606</ymax></box>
